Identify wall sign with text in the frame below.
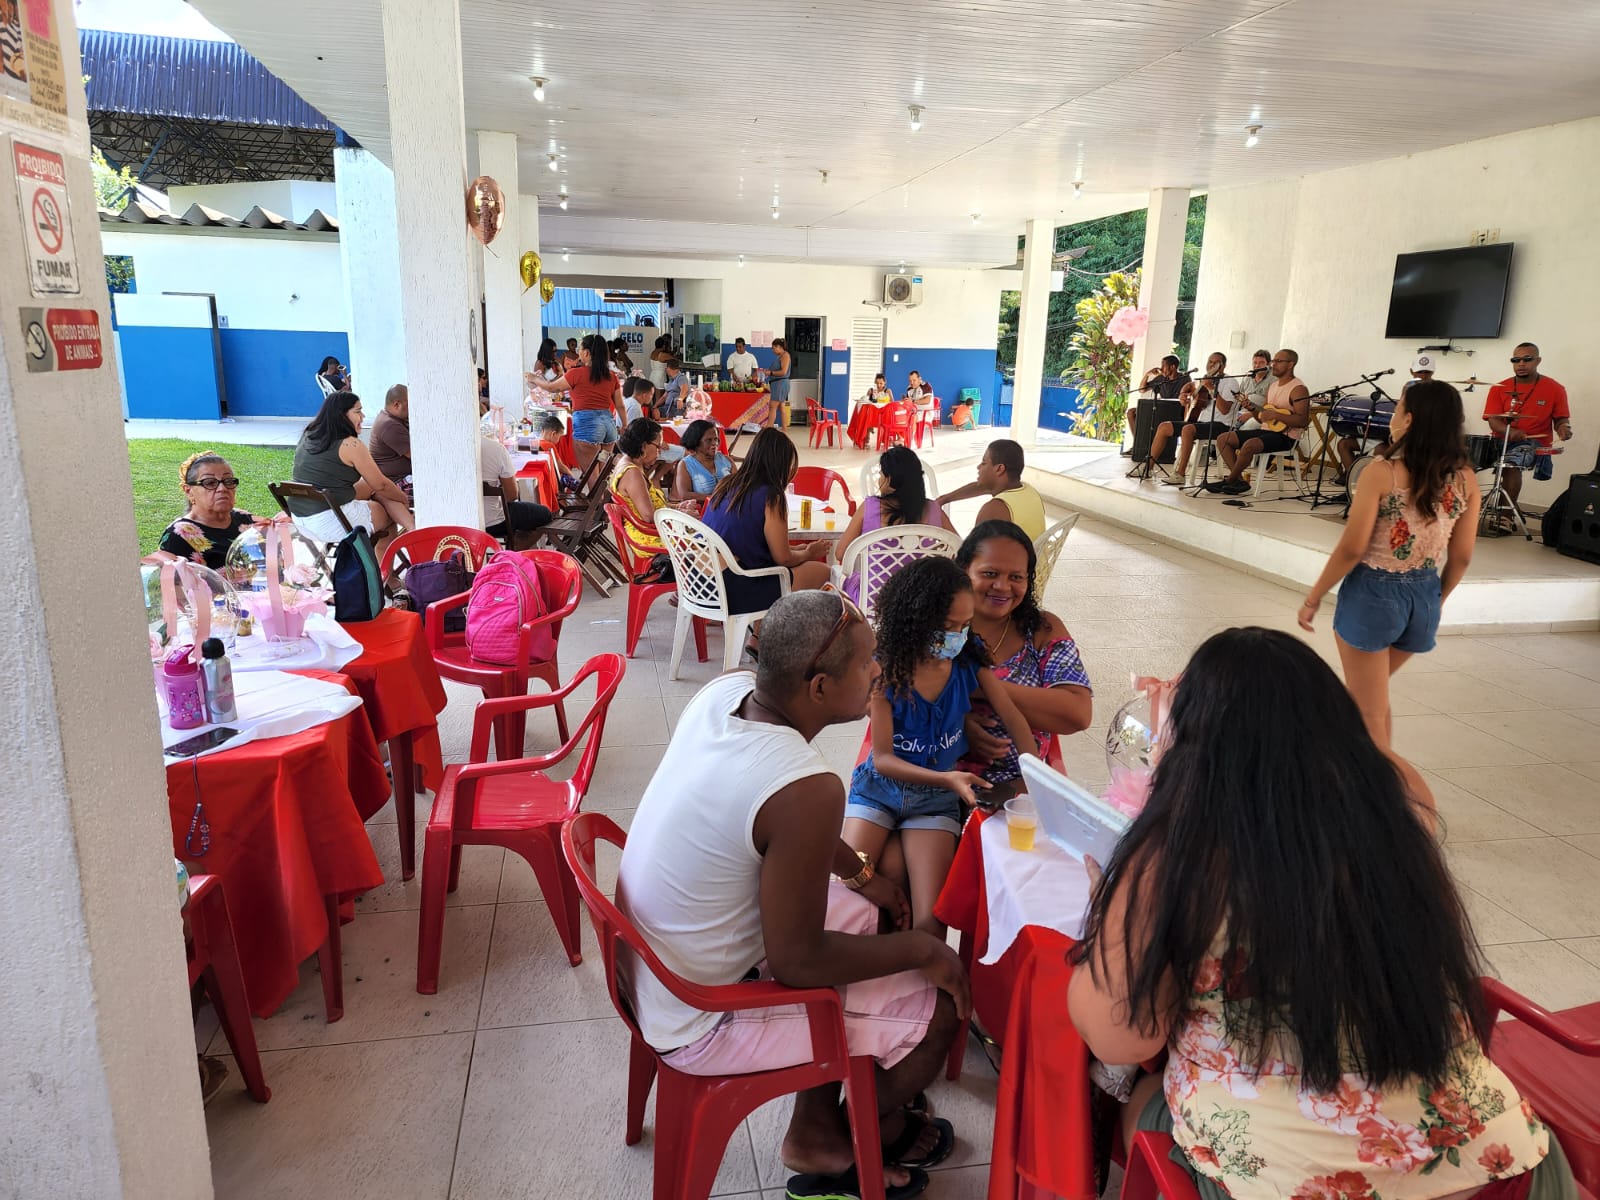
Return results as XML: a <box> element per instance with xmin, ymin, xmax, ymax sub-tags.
<box><xmin>13</xmin><ymin>140</ymin><xmax>79</xmax><ymax>295</ymax></box>
<box><xmin>20</xmin><ymin>306</ymin><xmax>102</xmax><ymax>371</ymax></box>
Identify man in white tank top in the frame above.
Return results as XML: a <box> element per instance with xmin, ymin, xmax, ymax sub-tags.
<box><xmin>618</xmin><ymin>592</ymin><xmax>968</xmax><ymax>1192</ymax></box>
<box><xmin>1207</xmin><ymin>348</ymin><xmax>1312</xmax><ymax>495</ymax></box>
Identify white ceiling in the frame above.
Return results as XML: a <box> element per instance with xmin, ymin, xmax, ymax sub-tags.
<box><xmin>180</xmin><ymin>0</ymin><xmax>1600</xmax><ymax>266</ymax></box>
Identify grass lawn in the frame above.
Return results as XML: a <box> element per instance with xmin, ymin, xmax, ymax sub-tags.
<box><xmin>127</xmin><ymin>439</ymin><xmax>295</xmax><ymax>554</ymax></box>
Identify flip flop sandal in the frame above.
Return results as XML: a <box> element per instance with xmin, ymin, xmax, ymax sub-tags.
<box><xmin>881</xmin><ymin>1112</ymin><xmax>956</xmax><ymax>1170</ymax></box>
<box><xmin>905</xmin><ymin>1090</ymin><xmax>931</xmax><ymax>1119</ymax></box>
<box><xmin>785</xmin><ymin>1165</ymin><xmax>929</xmax><ymax>1200</ymax></box>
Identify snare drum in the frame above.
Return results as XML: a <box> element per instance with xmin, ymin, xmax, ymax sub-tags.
<box><xmin>1465</xmin><ymin>433</ymin><xmax>1500</xmax><ymax>472</ymax></box>
<box><xmin>1329</xmin><ymin>393</ymin><xmax>1396</xmax><ymax>441</ymax></box>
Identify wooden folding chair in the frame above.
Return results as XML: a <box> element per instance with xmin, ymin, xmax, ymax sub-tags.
<box><xmin>539</xmin><ymin>449</ymin><xmax>628</xmax><ymax>595</ymax></box>
<box><xmin>267</xmin><ymin>480</ymin><xmax>351</xmax><ymax>575</ymax></box>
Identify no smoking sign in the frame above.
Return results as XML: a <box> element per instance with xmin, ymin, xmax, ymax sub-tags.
<box><xmin>13</xmin><ymin>140</ymin><xmax>80</xmax><ymax>297</ymax></box>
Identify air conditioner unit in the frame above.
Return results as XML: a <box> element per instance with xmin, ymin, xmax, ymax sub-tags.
<box><xmin>882</xmin><ymin>272</ymin><xmax>923</xmax><ymax>306</ymax></box>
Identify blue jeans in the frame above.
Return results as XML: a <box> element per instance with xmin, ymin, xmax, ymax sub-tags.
<box><xmin>845</xmin><ymin>761</ymin><xmax>962</xmax><ymax>836</ymax></box>
<box><xmin>1503</xmin><ymin>440</ymin><xmax>1554</xmax><ymax>481</ymax></box>
<box><xmin>1333</xmin><ymin>563</ymin><xmax>1443</xmax><ymax>654</ymax></box>
<box><xmin>571</xmin><ymin>409</ymin><xmax>619</xmax><ymax>445</ymax></box>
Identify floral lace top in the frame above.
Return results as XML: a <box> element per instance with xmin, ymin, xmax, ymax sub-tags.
<box><xmin>1165</xmin><ymin>936</ymin><xmax>1550</xmax><ymax>1200</ymax></box>
<box><xmin>1363</xmin><ymin>479</ymin><xmax>1467</xmax><ymax>574</ymax></box>
<box><xmin>964</xmin><ymin>631</ymin><xmax>1091</xmax><ymax>783</ymax></box>
<box><xmin>159</xmin><ymin>510</ymin><xmax>254</xmax><ymax>570</ymax></box>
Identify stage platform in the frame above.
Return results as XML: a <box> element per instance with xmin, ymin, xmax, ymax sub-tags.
<box><xmin>1020</xmin><ymin>437</ymin><xmax>1600</xmax><ymax>634</ymax></box>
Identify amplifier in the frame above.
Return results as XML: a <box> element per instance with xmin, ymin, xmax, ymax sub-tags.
<box><xmin>1130</xmin><ymin>399</ymin><xmax>1184</xmax><ymax>463</ymax></box>
<box><xmin>1557</xmin><ymin>473</ymin><xmax>1600</xmax><ymax>566</ymax></box>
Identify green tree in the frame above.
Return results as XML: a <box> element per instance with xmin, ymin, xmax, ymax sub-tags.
<box><xmin>92</xmin><ymin>147</ymin><xmax>138</xmax><ymax>292</ymax></box>
<box><xmin>1065</xmin><ymin>270</ymin><xmax>1142</xmax><ymax>441</ymax></box>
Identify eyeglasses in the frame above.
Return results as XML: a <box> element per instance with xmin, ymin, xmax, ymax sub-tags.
<box><xmin>804</xmin><ymin>588</ymin><xmax>865</xmax><ymax>679</ymax></box>
<box><xmin>190</xmin><ymin>476</ymin><xmax>240</xmax><ymax>491</ymax></box>
<box><xmin>1510</xmin><ymin>356</ymin><xmax>1537</xmax><ymax>364</ymax></box>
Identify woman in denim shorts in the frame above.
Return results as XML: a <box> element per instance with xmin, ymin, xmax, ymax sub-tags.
<box><xmin>1299</xmin><ymin>382</ymin><xmax>1482</xmax><ymax>748</ymax></box>
<box><xmin>539</xmin><ymin>334</ymin><xmax>625</xmax><ymax>472</ymax></box>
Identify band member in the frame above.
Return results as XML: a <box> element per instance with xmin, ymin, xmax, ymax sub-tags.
<box><xmin>1483</xmin><ymin>342</ymin><xmax>1571</xmax><ymax>509</ymax></box>
<box><xmin>1124</xmin><ymin>355</ymin><xmax>1186</xmax><ymax>454</ymax></box>
<box><xmin>1154</xmin><ymin>351</ymin><xmax>1239</xmax><ymax>484</ymax></box>
<box><xmin>1336</xmin><ymin>354</ymin><xmax>1433</xmax><ymax>486</ymax></box>
<box><xmin>1207</xmin><ymin>350</ymin><xmax>1310</xmax><ymax>495</ymax></box>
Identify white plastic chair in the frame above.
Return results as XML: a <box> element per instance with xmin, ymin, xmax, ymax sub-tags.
<box><xmin>655</xmin><ymin>509</ymin><xmax>790</xmax><ymax>678</ymax></box>
<box><xmin>314</xmin><ymin>372</ymin><xmax>337</xmax><ymax>398</ymax></box>
<box><xmin>833</xmin><ymin>523</ymin><xmax>962</xmax><ymax>626</ymax></box>
<box><xmin>857</xmin><ymin>457</ymin><xmax>939</xmax><ymax>505</ymax></box>
<box><xmin>1032</xmin><ymin>512</ymin><xmax>1081</xmax><ymax>599</ymax></box>
<box><xmin>1250</xmin><ymin>443</ymin><xmax>1306</xmax><ymax>498</ymax></box>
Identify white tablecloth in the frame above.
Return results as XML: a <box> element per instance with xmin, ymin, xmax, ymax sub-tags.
<box><xmin>228</xmin><ymin>614</ymin><xmax>364</xmax><ymax>674</ymax></box>
<box><xmin>160</xmin><ymin>668</ymin><xmax>363</xmax><ymax>760</ymax></box>
<box><xmin>977</xmin><ymin>810</ymin><xmax>1094</xmax><ymax>964</ymax></box>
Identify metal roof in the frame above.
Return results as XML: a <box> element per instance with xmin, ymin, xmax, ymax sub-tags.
<box><xmin>99</xmin><ymin>200</ymin><xmax>339</xmax><ymax>235</ymax></box>
<box><xmin>541</xmin><ymin>289</ymin><xmax>660</xmax><ymax>332</ymax></box>
<box><xmin>81</xmin><ymin>30</ymin><xmax>333</xmax><ymax>129</ymax></box>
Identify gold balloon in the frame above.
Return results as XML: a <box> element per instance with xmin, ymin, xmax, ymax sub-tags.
<box><xmin>539</xmin><ymin>275</ymin><xmax>556</xmax><ymax>303</ymax></box>
<box><xmin>464</xmin><ymin>175</ymin><xmax>506</xmax><ymax>245</ymax></box>
<box><xmin>519</xmin><ymin>251</ymin><xmax>542</xmax><ymax>292</ymax></box>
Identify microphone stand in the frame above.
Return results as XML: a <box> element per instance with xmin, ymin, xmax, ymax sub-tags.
<box><xmin>1181</xmin><ymin>373</ymin><xmax>1253</xmax><ymax>498</ymax></box>
<box><xmin>1126</xmin><ymin>369</ymin><xmax>1199</xmax><ymax>479</ymax></box>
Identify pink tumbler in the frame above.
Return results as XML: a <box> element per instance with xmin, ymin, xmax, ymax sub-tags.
<box><xmin>162</xmin><ymin>645</ymin><xmax>209</xmax><ymax>730</ymax></box>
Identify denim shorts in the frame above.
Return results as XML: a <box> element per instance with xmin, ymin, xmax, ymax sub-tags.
<box><xmin>570</xmin><ymin>409</ymin><xmax>619</xmax><ymax>445</ymax></box>
<box><xmin>1333</xmin><ymin>562</ymin><xmax>1443</xmax><ymax>654</ymax></box>
<box><xmin>1504</xmin><ymin>440</ymin><xmax>1554</xmax><ymax>481</ymax></box>
<box><xmin>845</xmin><ymin>761</ymin><xmax>962</xmax><ymax>836</ymax></box>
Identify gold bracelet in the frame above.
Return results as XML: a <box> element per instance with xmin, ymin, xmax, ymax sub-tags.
<box><xmin>839</xmin><ymin>849</ymin><xmax>874</xmax><ymax>891</ymax></box>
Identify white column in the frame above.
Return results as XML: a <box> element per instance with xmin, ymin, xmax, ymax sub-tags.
<box><xmin>382</xmin><ymin>0</ymin><xmax>481</xmax><ymax>529</ymax></box>
<box><xmin>1010</xmin><ymin>217</ymin><xmax>1055</xmax><ymax>446</ymax></box>
<box><xmin>333</xmin><ymin>143</ymin><xmax>406</xmax><ymax>400</ymax></box>
<box><xmin>1129</xmin><ymin>187</ymin><xmax>1191</xmax><ymax>387</ymax></box>
<box><xmin>475</xmin><ymin>131</ymin><xmax>523</xmax><ymax>412</ymax></box>
<box><xmin>519</xmin><ymin>194</ymin><xmax>542</xmax><ymax>375</ymax></box>
<box><xmin>1</xmin><ymin>1</ymin><xmax>211</xmax><ymax>1194</ymax></box>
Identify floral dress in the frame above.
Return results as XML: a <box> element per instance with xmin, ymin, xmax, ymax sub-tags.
<box><xmin>1165</xmin><ymin>934</ymin><xmax>1550</xmax><ymax>1200</ymax></box>
<box><xmin>964</xmin><ymin>629</ymin><xmax>1091</xmax><ymax>784</ymax></box>
<box><xmin>159</xmin><ymin>510</ymin><xmax>254</xmax><ymax>570</ymax></box>
<box><xmin>1364</xmin><ymin>482</ymin><xmax>1467</xmax><ymax>573</ymax></box>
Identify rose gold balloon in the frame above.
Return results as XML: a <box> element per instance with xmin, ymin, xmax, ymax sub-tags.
<box><xmin>539</xmin><ymin>275</ymin><xmax>556</xmax><ymax>303</ymax></box>
<box><xmin>465</xmin><ymin>176</ymin><xmax>506</xmax><ymax>245</ymax></box>
<box><xmin>519</xmin><ymin>251</ymin><xmax>542</xmax><ymax>291</ymax></box>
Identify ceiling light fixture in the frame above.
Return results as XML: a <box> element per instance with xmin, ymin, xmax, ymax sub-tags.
<box><xmin>738</xmin><ymin>255</ymin><xmax>746</xmax><ymax>267</ymax></box>
<box><xmin>1245</xmin><ymin>124</ymin><xmax>1262</xmax><ymax>148</ymax></box>
<box><xmin>907</xmin><ymin>105</ymin><xmax>923</xmax><ymax>132</ymax></box>
<box><xmin>970</xmin><ymin>212</ymin><xmax>981</xmax><ymax>225</ymax></box>
<box><xmin>530</xmin><ymin>76</ymin><xmax>547</xmax><ymax>102</ymax></box>
<box><xmin>771</xmin><ymin>205</ymin><xmax>780</xmax><ymax>220</ymax></box>
<box><xmin>562</xmin><ymin>248</ymin><xmax>570</xmax><ymax>261</ymax></box>
<box><xmin>558</xmin><ymin>190</ymin><xmax>568</xmax><ymax>210</ymax></box>
<box><xmin>547</xmin><ymin>154</ymin><xmax>559</xmax><ymax>172</ymax></box>
<box><xmin>1072</xmin><ymin>180</ymin><xmax>1084</xmax><ymax>199</ymax></box>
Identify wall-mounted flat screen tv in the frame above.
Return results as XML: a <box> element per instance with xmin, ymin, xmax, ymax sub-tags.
<box><xmin>1385</xmin><ymin>243</ymin><xmax>1513</xmax><ymax>339</ymax></box>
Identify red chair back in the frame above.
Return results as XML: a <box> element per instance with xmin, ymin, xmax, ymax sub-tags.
<box><xmin>792</xmin><ymin>466</ymin><xmax>857</xmax><ymax>515</ymax></box>
<box><xmin>605</xmin><ymin>503</ymin><xmax>655</xmax><ymax>575</ymax></box>
<box><xmin>804</xmin><ymin>397</ymin><xmax>837</xmax><ymax>422</ymax></box>
<box><xmin>661</xmin><ymin>425</ymin><xmax>682</xmax><ymax>445</ymax></box>
<box><xmin>520</xmin><ymin>548</ymin><xmax>584</xmax><ymax>640</ymax></box>
<box><xmin>381</xmin><ymin>525</ymin><xmax>501</xmax><ymax>578</ymax></box>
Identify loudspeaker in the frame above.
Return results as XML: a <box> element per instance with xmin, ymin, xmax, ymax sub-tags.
<box><xmin>1557</xmin><ymin>473</ymin><xmax>1600</xmax><ymax>565</ymax></box>
<box><xmin>1131</xmin><ymin>398</ymin><xmax>1184</xmax><ymax>463</ymax></box>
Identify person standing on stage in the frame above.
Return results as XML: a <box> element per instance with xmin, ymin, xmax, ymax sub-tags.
<box><xmin>1207</xmin><ymin>349</ymin><xmax>1310</xmax><ymax>494</ymax></box>
<box><xmin>1124</xmin><ymin>355</ymin><xmax>1187</xmax><ymax>453</ymax></box>
<box><xmin>1152</xmin><ymin>351</ymin><xmax>1237</xmax><ymax>484</ymax></box>
<box><xmin>1298</xmin><ymin>381</ymin><xmax>1481</xmax><ymax>748</ymax></box>
<box><xmin>1483</xmin><ymin>342</ymin><xmax>1572</xmax><ymax>511</ymax></box>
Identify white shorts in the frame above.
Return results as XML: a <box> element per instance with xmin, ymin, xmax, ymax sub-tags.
<box><xmin>292</xmin><ymin>499</ymin><xmax>375</xmax><ymax>543</ymax></box>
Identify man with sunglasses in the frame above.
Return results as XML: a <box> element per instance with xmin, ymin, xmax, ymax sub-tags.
<box><xmin>619</xmin><ymin>590</ymin><xmax>969</xmax><ymax>1196</ymax></box>
<box><xmin>1484</xmin><ymin>342</ymin><xmax>1571</xmax><ymax>509</ymax></box>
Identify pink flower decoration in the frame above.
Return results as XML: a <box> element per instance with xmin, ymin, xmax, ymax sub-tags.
<box><xmin>1104</xmin><ymin>765</ymin><xmax>1152</xmax><ymax>817</ymax></box>
<box><xmin>1105</xmin><ymin>305</ymin><xmax>1151</xmax><ymax>346</ymax></box>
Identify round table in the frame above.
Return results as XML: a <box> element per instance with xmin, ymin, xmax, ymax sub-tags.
<box><xmin>167</xmin><ymin>670</ymin><xmax>390</xmax><ymax>1020</ymax></box>
<box><xmin>847</xmin><ymin>401</ymin><xmax>893</xmax><ymax>448</ymax></box>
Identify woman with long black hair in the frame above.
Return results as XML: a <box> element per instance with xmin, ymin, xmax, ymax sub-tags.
<box><xmin>286</xmin><ymin>390</ymin><xmax>412</xmax><ymax>556</ymax></box>
<box><xmin>1069</xmin><ymin>627</ymin><xmax>1573</xmax><ymax>1200</ymax></box>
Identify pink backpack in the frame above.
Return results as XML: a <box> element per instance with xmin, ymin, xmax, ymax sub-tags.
<box><xmin>465</xmin><ymin>551</ymin><xmax>554</xmax><ymax>665</ymax></box>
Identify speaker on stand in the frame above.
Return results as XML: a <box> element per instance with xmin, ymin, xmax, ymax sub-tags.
<box><xmin>1557</xmin><ymin>469</ymin><xmax>1600</xmax><ymax>566</ymax></box>
<box><xmin>1127</xmin><ymin>398</ymin><xmax>1184</xmax><ymax>478</ymax></box>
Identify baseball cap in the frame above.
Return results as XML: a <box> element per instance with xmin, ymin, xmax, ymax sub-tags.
<box><xmin>1411</xmin><ymin>354</ymin><xmax>1437</xmax><ymax>374</ymax></box>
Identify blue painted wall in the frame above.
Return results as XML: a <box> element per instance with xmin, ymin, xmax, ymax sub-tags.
<box><xmin>821</xmin><ymin>347</ymin><xmax>850</xmax><ymax>417</ymax></box>
<box><xmin>883</xmin><ymin>348</ymin><xmax>997</xmax><ymax>411</ymax></box>
<box><xmin>220</xmin><ymin>329</ymin><xmax>350</xmax><ymax>417</ymax></box>
<box><xmin>121</xmin><ymin>326</ymin><xmax>222</xmax><ymax>420</ymax></box>
<box><xmin>1040</xmin><ymin>384</ymin><xmax>1087</xmax><ymax>433</ymax></box>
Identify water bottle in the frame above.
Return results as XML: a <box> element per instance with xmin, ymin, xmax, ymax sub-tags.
<box><xmin>200</xmin><ymin>637</ymin><xmax>238</xmax><ymax>723</ymax></box>
<box><xmin>162</xmin><ymin>646</ymin><xmax>208</xmax><ymax>730</ymax></box>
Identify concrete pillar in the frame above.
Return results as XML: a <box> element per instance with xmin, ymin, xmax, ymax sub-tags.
<box><xmin>1</xmin><ymin>1</ymin><xmax>212</xmax><ymax>1195</ymax></box>
<box><xmin>381</xmin><ymin>0</ymin><xmax>481</xmax><ymax>529</ymax></box>
<box><xmin>1129</xmin><ymin>187</ymin><xmax>1191</xmax><ymax>385</ymax></box>
<box><xmin>475</xmin><ymin>131</ymin><xmax>523</xmax><ymax>412</ymax></box>
<box><xmin>333</xmin><ymin>143</ymin><xmax>406</xmax><ymax>400</ymax></box>
<box><xmin>1009</xmin><ymin>217</ymin><xmax>1055</xmax><ymax>446</ymax></box>
<box><xmin>520</xmin><ymin>194</ymin><xmax>542</xmax><ymax>374</ymax></box>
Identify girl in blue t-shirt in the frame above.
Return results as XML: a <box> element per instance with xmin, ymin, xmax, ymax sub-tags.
<box><xmin>845</xmin><ymin>556</ymin><xmax>1035</xmax><ymax>933</ymax></box>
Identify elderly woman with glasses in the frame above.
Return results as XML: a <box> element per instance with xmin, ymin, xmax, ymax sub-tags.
<box><xmin>159</xmin><ymin>451</ymin><xmax>260</xmax><ymax>568</ymax></box>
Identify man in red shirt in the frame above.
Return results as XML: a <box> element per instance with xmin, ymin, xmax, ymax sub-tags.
<box><xmin>1482</xmin><ymin>342</ymin><xmax>1573</xmax><ymax>506</ymax></box>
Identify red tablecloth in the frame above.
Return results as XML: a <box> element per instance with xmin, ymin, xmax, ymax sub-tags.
<box><xmin>706</xmin><ymin>389</ymin><xmax>774</xmax><ymax>429</ymax></box>
<box><xmin>516</xmin><ymin>452</ymin><xmax>560</xmax><ymax>510</ymax></box>
<box><xmin>338</xmin><ymin>608</ymin><xmax>447</xmax><ymax>791</ymax></box>
<box><xmin>848</xmin><ymin>402</ymin><xmax>892</xmax><ymax>448</ymax></box>
<box><xmin>935</xmin><ymin>810</ymin><xmax>1095</xmax><ymax>1200</ymax></box>
<box><xmin>167</xmin><ymin>670</ymin><xmax>390</xmax><ymax>1016</ymax></box>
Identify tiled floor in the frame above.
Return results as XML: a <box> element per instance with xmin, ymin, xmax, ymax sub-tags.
<box><xmin>200</xmin><ymin>428</ymin><xmax>1600</xmax><ymax>1198</ymax></box>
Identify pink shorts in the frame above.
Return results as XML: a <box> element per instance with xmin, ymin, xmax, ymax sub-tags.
<box><xmin>664</xmin><ymin>883</ymin><xmax>937</xmax><ymax>1077</ymax></box>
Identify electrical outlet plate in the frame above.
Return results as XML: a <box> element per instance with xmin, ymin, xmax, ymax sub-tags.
<box><xmin>1229</xmin><ymin>330</ymin><xmax>1246</xmax><ymax>348</ymax></box>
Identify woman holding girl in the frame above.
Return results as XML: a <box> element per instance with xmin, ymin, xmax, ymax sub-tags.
<box><xmin>1299</xmin><ymin>380</ymin><xmax>1480</xmax><ymax>747</ymax></box>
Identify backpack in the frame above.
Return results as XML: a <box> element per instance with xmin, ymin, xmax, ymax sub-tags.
<box><xmin>404</xmin><ymin>551</ymin><xmax>474</xmax><ymax>633</ymax></box>
<box><xmin>332</xmin><ymin>527</ymin><xmax>383</xmax><ymax>622</ymax></box>
<box><xmin>465</xmin><ymin>551</ymin><xmax>553</xmax><ymax>664</ymax></box>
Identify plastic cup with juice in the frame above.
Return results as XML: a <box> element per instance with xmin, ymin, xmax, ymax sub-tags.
<box><xmin>822</xmin><ymin>506</ymin><xmax>836</xmax><ymax>531</ymax></box>
<box><xmin>1004</xmin><ymin>796</ymin><xmax>1038</xmax><ymax>852</ymax></box>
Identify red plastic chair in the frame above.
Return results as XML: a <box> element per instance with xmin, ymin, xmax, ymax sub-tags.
<box><xmin>912</xmin><ymin>398</ymin><xmax>941</xmax><ymax>450</ymax></box>
<box><xmin>561</xmin><ymin>812</ymin><xmax>889</xmax><ymax>1200</ymax></box>
<box><xmin>417</xmin><ymin>654</ymin><xmax>625</xmax><ymax>993</ymax></box>
<box><xmin>806</xmin><ymin>396</ymin><xmax>842</xmax><ymax>448</ymax></box>
<box><xmin>1484</xmin><ymin>976</ymin><xmax>1600</xmax><ymax>1193</ymax></box>
<box><xmin>661</xmin><ymin>425</ymin><xmax>682</xmax><ymax>446</ymax></box>
<box><xmin>876</xmin><ymin>401</ymin><xmax>916</xmax><ymax>451</ymax></box>
<box><xmin>380</xmin><ymin>525</ymin><xmax>502</xmax><ymax>582</ymax></box>
<box><xmin>425</xmin><ymin>549</ymin><xmax>582</xmax><ymax>761</ymax></box>
<box><xmin>606</xmin><ymin>503</ymin><xmax>709</xmax><ymax>661</ymax></box>
<box><xmin>792</xmin><ymin>466</ymin><xmax>858</xmax><ymax>516</ymax></box>
<box><xmin>1121</xmin><ymin>1131</ymin><xmax>1201</xmax><ymax>1200</ymax></box>
<box><xmin>186</xmin><ymin>874</ymin><xmax>271</xmax><ymax>1102</ymax></box>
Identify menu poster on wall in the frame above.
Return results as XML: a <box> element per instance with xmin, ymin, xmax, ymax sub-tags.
<box><xmin>751</xmin><ymin>330</ymin><xmax>774</xmax><ymax>348</ymax></box>
<box><xmin>0</xmin><ymin>0</ymin><xmax>70</xmax><ymax>142</ymax></box>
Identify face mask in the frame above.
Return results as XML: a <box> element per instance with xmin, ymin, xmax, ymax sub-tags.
<box><xmin>932</xmin><ymin>628</ymin><xmax>968</xmax><ymax>660</ymax></box>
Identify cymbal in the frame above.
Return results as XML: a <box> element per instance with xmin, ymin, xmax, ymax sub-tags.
<box><xmin>1446</xmin><ymin>378</ymin><xmax>1485</xmax><ymax>385</ymax></box>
